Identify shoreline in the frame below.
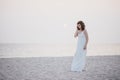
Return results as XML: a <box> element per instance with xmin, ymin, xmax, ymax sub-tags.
<box><xmin>0</xmin><ymin>43</ymin><xmax>120</xmax><ymax>58</ymax></box>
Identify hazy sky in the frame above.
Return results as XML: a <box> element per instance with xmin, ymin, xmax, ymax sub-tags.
<box><xmin>0</xmin><ymin>0</ymin><xmax>120</xmax><ymax>44</ymax></box>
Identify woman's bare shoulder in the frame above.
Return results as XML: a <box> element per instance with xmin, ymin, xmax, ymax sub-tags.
<box><xmin>84</xmin><ymin>29</ymin><xmax>87</xmax><ymax>33</ymax></box>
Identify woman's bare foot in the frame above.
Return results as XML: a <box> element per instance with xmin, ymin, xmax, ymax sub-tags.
<box><xmin>82</xmin><ymin>69</ymin><xmax>86</xmax><ymax>72</ymax></box>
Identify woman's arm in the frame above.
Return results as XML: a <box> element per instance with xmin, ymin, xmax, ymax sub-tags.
<box><xmin>84</xmin><ymin>29</ymin><xmax>89</xmax><ymax>49</ymax></box>
<box><xmin>74</xmin><ymin>29</ymin><xmax>78</xmax><ymax>38</ymax></box>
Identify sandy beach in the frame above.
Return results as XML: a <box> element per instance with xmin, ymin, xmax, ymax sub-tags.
<box><xmin>0</xmin><ymin>56</ymin><xmax>120</xmax><ymax>80</ymax></box>
<box><xmin>0</xmin><ymin>44</ymin><xmax>120</xmax><ymax>80</ymax></box>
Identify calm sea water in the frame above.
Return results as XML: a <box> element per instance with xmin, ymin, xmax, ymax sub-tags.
<box><xmin>0</xmin><ymin>43</ymin><xmax>120</xmax><ymax>58</ymax></box>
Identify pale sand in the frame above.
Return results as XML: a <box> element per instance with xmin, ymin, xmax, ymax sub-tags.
<box><xmin>0</xmin><ymin>44</ymin><xmax>120</xmax><ymax>80</ymax></box>
<box><xmin>0</xmin><ymin>56</ymin><xmax>120</xmax><ymax>80</ymax></box>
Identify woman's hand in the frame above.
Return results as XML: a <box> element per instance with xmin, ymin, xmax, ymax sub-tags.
<box><xmin>74</xmin><ymin>29</ymin><xmax>78</xmax><ymax>38</ymax></box>
<box><xmin>83</xmin><ymin>45</ymin><xmax>87</xmax><ymax>50</ymax></box>
<box><xmin>83</xmin><ymin>29</ymin><xmax>89</xmax><ymax>50</ymax></box>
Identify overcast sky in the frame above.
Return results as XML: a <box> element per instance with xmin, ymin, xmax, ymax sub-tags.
<box><xmin>0</xmin><ymin>0</ymin><xmax>120</xmax><ymax>44</ymax></box>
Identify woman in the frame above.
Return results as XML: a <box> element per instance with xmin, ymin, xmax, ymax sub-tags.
<box><xmin>71</xmin><ymin>20</ymin><xmax>89</xmax><ymax>72</ymax></box>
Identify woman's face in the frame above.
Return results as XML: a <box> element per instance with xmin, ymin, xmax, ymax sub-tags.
<box><xmin>77</xmin><ymin>24</ymin><xmax>81</xmax><ymax>29</ymax></box>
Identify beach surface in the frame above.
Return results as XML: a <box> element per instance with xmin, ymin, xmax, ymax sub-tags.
<box><xmin>0</xmin><ymin>44</ymin><xmax>120</xmax><ymax>80</ymax></box>
<box><xmin>0</xmin><ymin>56</ymin><xmax>120</xmax><ymax>80</ymax></box>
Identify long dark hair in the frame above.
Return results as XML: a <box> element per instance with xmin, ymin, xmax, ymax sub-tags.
<box><xmin>77</xmin><ymin>21</ymin><xmax>85</xmax><ymax>30</ymax></box>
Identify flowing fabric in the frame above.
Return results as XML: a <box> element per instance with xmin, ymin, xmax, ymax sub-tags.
<box><xmin>71</xmin><ymin>31</ymin><xmax>87</xmax><ymax>72</ymax></box>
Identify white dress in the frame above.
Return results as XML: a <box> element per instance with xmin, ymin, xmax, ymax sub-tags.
<box><xmin>71</xmin><ymin>30</ymin><xmax>87</xmax><ymax>72</ymax></box>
